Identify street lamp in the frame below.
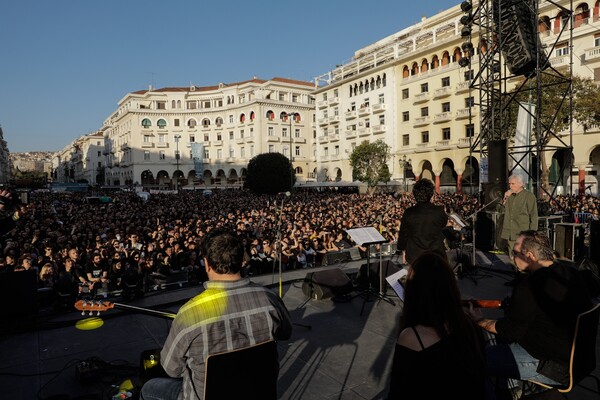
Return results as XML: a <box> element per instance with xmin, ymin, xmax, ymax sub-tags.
<box><xmin>402</xmin><ymin>155</ymin><xmax>412</xmax><ymax>193</ymax></box>
<box><xmin>174</xmin><ymin>134</ymin><xmax>181</xmax><ymax>192</ymax></box>
<box><xmin>285</xmin><ymin>112</ymin><xmax>299</xmax><ymax>190</ymax></box>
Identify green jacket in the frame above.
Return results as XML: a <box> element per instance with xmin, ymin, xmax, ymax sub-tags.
<box><xmin>500</xmin><ymin>189</ymin><xmax>538</xmax><ymax>241</ymax></box>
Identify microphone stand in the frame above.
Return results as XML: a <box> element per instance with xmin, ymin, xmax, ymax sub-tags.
<box><xmin>465</xmin><ymin>196</ymin><xmax>501</xmax><ymax>274</ymax></box>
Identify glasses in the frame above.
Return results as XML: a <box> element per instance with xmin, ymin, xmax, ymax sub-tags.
<box><xmin>511</xmin><ymin>249</ymin><xmax>526</xmax><ymax>259</ymax></box>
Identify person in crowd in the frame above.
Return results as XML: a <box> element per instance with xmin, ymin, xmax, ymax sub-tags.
<box><xmin>397</xmin><ymin>179</ymin><xmax>448</xmax><ymax>265</ymax></box>
<box><xmin>38</xmin><ymin>262</ymin><xmax>55</xmax><ymax>289</ymax></box>
<box><xmin>85</xmin><ymin>252</ymin><xmax>109</xmax><ymax>297</ymax></box>
<box><xmin>469</xmin><ymin>230</ymin><xmax>593</xmax><ymax>388</ymax></box>
<box><xmin>55</xmin><ymin>257</ymin><xmax>85</xmax><ymax>298</ymax></box>
<box><xmin>500</xmin><ymin>173</ymin><xmax>538</xmax><ymax>286</ymax></box>
<box><xmin>140</xmin><ymin>230</ymin><xmax>292</xmax><ymax>400</ymax></box>
<box><xmin>387</xmin><ymin>252</ymin><xmax>487</xmax><ymax>399</ymax></box>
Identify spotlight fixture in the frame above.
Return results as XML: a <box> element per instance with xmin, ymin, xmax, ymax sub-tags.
<box><xmin>460</xmin><ymin>1</ymin><xmax>472</xmax><ymax>13</ymax></box>
<box><xmin>459</xmin><ymin>57</ymin><xmax>470</xmax><ymax>68</ymax></box>
<box><xmin>461</xmin><ymin>26</ymin><xmax>472</xmax><ymax>37</ymax></box>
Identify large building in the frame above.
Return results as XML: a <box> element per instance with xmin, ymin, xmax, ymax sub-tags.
<box><xmin>313</xmin><ymin>0</ymin><xmax>600</xmax><ymax>196</ymax></box>
<box><xmin>54</xmin><ymin>0</ymin><xmax>600</xmax><ymax>195</ymax></box>
<box><xmin>0</xmin><ymin>126</ymin><xmax>9</xmax><ymax>185</ymax></box>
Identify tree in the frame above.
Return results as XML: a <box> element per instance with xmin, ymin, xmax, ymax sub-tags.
<box><xmin>245</xmin><ymin>152</ymin><xmax>295</xmax><ymax>195</ymax></box>
<box><xmin>349</xmin><ymin>140</ymin><xmax>391</xmax><ymax>194</ymax></box>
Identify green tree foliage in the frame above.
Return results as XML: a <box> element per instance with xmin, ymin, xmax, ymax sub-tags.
<box><xmin>349</xmin><ymin>140</ymin><xmax>391</xmax><ymax>192</ymax></box>
<box><xmin>245</xmin><ymin>152</ymin><xmax>295</xmax><ymax>195</ymax></box>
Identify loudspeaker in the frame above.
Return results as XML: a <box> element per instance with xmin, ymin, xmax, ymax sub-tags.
<box><xmin>302</xmin><ymin>268</ymin><xmax>354</xmax><ymax>300</ymax></box>
<box><xmin>493</xmin><ymin>0</ymin><xmax>548</xmax><ymax>77</ymax></box>
<box><xmin>325</xmin><ymin>251</ymin><xmax>349</xmax><ymax>266</ymax></box>
<box><xmin>482</xmin><ymin>182</ymin><xmax>506</xmax><ymax>210</ymax></box>
<box><xmin>591</xmin><ymin>220</ymin><xmax>600</xmax><ymax>266</ymax></box>
<box><xmin>0</xmin><ymin>269</ymin><xmax>38</xmax><ymax>317</ymax></box>
<box><xmin>475</xmin><ymin>211</ymin><xmax>505</xmax><ymax>251</ymax></box>
<box><xmin>357</xmin><ymin>260</ymin><xmax>403</xmax><ymax>292</ymax></box>
<box><xmin>488</xmin><ymin>139</ymin><xmax>507</xmax><ymax>184</ymax></box>
<box><xmin>554</xmin><ymin>223</ymin><xmax>585</xmax><ymax>262</ymax></box>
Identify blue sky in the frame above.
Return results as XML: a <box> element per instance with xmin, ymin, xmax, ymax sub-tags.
<box><xmin>0</xmin><ymin>0</ymin><xmax>459</xmax><ymax>152</ymax></box>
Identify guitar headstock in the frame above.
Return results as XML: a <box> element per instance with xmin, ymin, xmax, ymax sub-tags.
<box><xmin>74</xmin><ymin>300</ymin><xmax>115</xmax><ymax>316</ymax></box>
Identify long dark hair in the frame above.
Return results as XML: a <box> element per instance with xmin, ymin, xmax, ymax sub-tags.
<box><xmin>400</xmin><ymin>252</ymin><xmax>484</xmax><ymax>366</ymax></box>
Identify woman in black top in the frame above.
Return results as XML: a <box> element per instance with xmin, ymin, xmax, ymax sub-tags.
<box><xmin>387</xmin><ymin>252</ymin><xmax>488</xmax><ymax>399</ymax></box>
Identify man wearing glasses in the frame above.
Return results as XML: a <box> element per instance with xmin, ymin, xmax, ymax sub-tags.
<box><xmin>469</xmin><ymin>230</ymin><xmax>592</xmax><ymax>389</ymax></box>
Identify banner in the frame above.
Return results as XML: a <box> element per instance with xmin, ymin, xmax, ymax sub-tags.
<box><xmin>513</xmin><ymin>102</ymin><xmax>534</xmax><ymax>185</ymax></box>
<box><xmin>190</xmin><ymin>143</ymin><xmax>204</xmax><ymax>180</ymax></box>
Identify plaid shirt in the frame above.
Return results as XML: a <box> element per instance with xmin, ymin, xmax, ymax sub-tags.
<box><xmin>160</xmin><ymin>278</ymin><xmax>292</xmax><ymax>399</ymax></box>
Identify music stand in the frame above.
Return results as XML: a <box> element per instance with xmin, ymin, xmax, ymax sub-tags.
<box><xmin>346</xmin><ymin>227</ymin><xmax>395</xmax><ymax>316</ymax></box>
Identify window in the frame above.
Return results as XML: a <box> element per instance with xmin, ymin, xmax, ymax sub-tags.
<box><xmin>229</xmin><ymin>147</ymin><xmax>234</xmax><ymax>158</ymax></box>
<box><xmin>241</xmin><ymin>147</ymin><xmax>245</xmax><ymax>158</ymax></box>
<box><xmin>402</xmin><ymin>88</ymin><xmax>409</xmax><ymax>99</ymax></box>
<box><xmin>466</xmin><ymin>124</ymin><xmax>475</xmax><ymax>137</ymax></box>
<box><xmin>333</xmin><ymin>89</ymin><xmax>338</xmax><ymax>97</ymax></box>
<box><xmin>402</xmin><ymin>111</ymin><xmax>410</xmax><ymax>122</ymax></box>
<box><xmin>465</xmin><ymin>96</ymin><xmax>475</xmax><ymax>108</ymax></box>
<box><xmin>379</xmin><ymin>115</ymin><xmax>385</xmax><ymax>125</ymax></box>
<box><xmin>334</xmin><ymin>145</ymin><xmax>340</xmax><ymax>155</ymax></box>
<box><xmin>144</xmin><ymin>135</ymin><xmax>151</xmax><ymax>143</ymax></box>
<box><xmin>595</xmin><ymin>34</ymin><xmax>600</xmax><ymax>48</ymax></box>
<box><xmin>442</xmin><ymin>102</ymin><xmax>451</xmax><ymax>112</ymax></box>
<box><xmin>203</xmin><ymin>101</ymin><xmax>211</xmax><ymax>109</ymax></box>
<box><xmin>174</xmin><ymin>119</ymin><xmax>180</xmax><ymax>127</ymax></box>
<box><xmin>239</xmin><ymin>130</ymin><xmax>244</xmax><ymax>139</ymax></box>
<box><xmin>187</xmin><ymin>101</ymin><xmax>197</xmax><ymax>110</ymax></box>
<box><xmin>217</xmin><ymin>149</ymin><xmax>222</xmax><ymax>159</ymax></box>
<box><xmin>187</xmin><ymin>119</ymin><xmax>196</xmax><ymax>128</ymax></box>
<box><xmin>250</xmin><ymin>145</ymin><xmax>254</xmax><ymax>156</ymax></box>
<box><xmin>268</xmin><ymin>144</ymin><xmax>274</xmax><ymax>153</ymax></box>
<box><xmin>204</xmin><ymin>134</ymin><xmax>209</xmax><ymax>142</ymax></box>
<box><xmin>217</xmin><ymin>133</ymin><xmax>222</xmax><ymax>141</ymax></box>
<box><xmin>268</xmin><ymin>127</ymin><xmax>274</xmax><ymax>136</ymax></box>
<box><xmin>402</xmin><ymin>134</ymin><xmax>410</xmax><ymax>146</ymax></box>
<box><xmin>295</xmin><ymin>146</ymin><xmax>300</xmax><ymax>157</ymax></box>
<box><xmin>442</xmin><ymin>127</ymin><xmax>451</xmax><ymax>140</ymax></box>
<box><xmin>464</xmin><ymin>70</ymin><xmax>474</xmax><ymax>81</ymax></box>
<box><xmin>216</xmin><ymin>117</ymin><xmax>223</xmax><ymax>126</ymax></box>
<box><xmin>144</xmin><ymin>151</ymin><xmax>150</xmax><ymax>160</ymax></box>
<box><xmin>421</xmin><ymin>107</ymin><xmax>429</xmax><ymax>117</ymax></box>
<box><xmin>556</xmin><ymin>44</ymin><xmax>569</xmax><ymax>57</ymax></box>
<box><xmin>292</xmin><ymin>94</ymin><xmax>298</xmax><ymax>102</ymax></box>
<box><xmin>142</xmin><ymin>118</ymin><xmax>151</xmax><ymax>128</ymax></box>
<box><xmin>157</xmin><ymin>119</ymin><xmax>167</xmax><ymax>129</ymax></box>
<box><xmin>324</xmin><ymin>147</ymin><xmax>329</xmax><ymax>156</ymax></box>
<box><xmin>295</xmin><ymin>128</ymin><xmax>300</xmax><ymax>138</ymax></box>
<box><xmin>378</xmin><ymin>94</ymin><xmax>385</xmax><ymax>104</ymax></box>
<box><xmin>159</xmin><ymin>150</ymin><xmax>165</xmax><ymax>160</ymax></box>
<box><xmin>97</xmin><ymin>151</ymin><xmax>101</xmax><ymax>157</ymax></box>
<box><xmin>282</xmin><ymin>127</ymin><xmax>288</xmax><ymax>137</ymax></box>
<box><xmin>204</xmin><ymin>148</ymin><xmax>209</xmax><ymax>159</ymax></box>
<box><xmin>322</xmin><ymin>93</ymin><xmax>328</xmax><ymax>101</ymax></box>
<box><xmin>441</xmin><ymin>76</ymin><xmax>450</xmax><ymax>87</ymax></box>
<box><xmin>229</xmin><ymin>131</ymin><xmax>234</xmax><ymax>140</ymax></box>
<box><xmin>421</xmin><ymin>131</ymin><xmax>429</xmax><ymax>143</ymax></box>
<box><xmin>158</xmin><ymin>134</ymin><xmax>166</xmax><ymax>143</ymax></box>
<box><xmin>420</xmin><ymin>83</ymin><xmax>429</xmax><ymax>93</ymax></box>
<box><xmin>229</xmin><ymin>115</ymin><xmax>234</xmax><ymax>124</ymax></box>
<box><xmin>157</xmin><ymin>101</ymin><xmax>166</xmax><ymax>110</ymax></box>
<box><xmin>279</xmin><ymin>93</ymin><xmax>285</xmax><ymax>101</ymax></box>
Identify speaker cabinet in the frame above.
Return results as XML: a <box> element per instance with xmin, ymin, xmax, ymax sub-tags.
<box><xmin>0</xmin><ymin>269</ymin><xmax>38</xmax><ymax>317</ymax></box>
<box><xmin>488</xmin><ymin>139</ymin><xmax>507</xmax><ymax>184</ymax></box>
<box><xmin>493</xmin><ymin>0</ymin><xmax>548</xmax><ymax>77</ymax></box>
<box><xmin>538</xmin><ymin>215</ymin><xmax>564</xmax><ymax>245</ymax></box>
<box><xmin>302</xmin><ymin>268</ymin><xmax>353</xmax><ymax>300</ymax></box>
<box><xmin>356</xmin><ymin>260</ymin><xmax>403</xmax><ymax>292</ymax></box>
<box><xmin>591</xmin><ymin>220</ymin><xmax>600</xmax><ymax>266</ymax></box>
<box><xmin>475</xmin><ymin>211</ymin><xmax>505</xmax><ymax>251</ymax></box>
<box><xmin>554</xmin><ymin>223</ymin><xmax>585</xmax><ymax>262</ymax></box>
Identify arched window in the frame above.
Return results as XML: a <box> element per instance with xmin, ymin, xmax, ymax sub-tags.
<box><xmin>215</xmin><ymin>117</ymin><xmax>223</xmax><ymax>126</ymax></box>
<box><xmin>157</xmin><ymin>119</ymin><xmax>167</xmax><ymax>129</ymax></box>
<box><xmin>402</xmin><ymin>66</ymin><xmax>410</xmax><ymax>78</ymax></box>
<box><xmin>187</xmin><ymin>119</ymin><xmax>197</xmax><ymax>128</ymax></box>
<box><xmin>382</xmin><ymin>73</ymin><xmax>386</xmax><ymax>86</ymax></box>
<box><xmin>359</xmin><ymin>82</ymin><xmax>364</xmax><ymax>94</ymax></box>
<box><xmin>240</xmin><ymin>113</ymin><xmax>245</xmax><ymax>123</ymax></box>
<box><xmin>171</xmin><ymin>100</ymin><xmax>176</xmax><ymax>108</ymax></box>
<box><xmin>431</xmin><ymin>55</ymin><xmax>440</xmax><ymax>69</ymax></box>
<box><xmin>250</xmin><ymin>111</ymin><xmax>255</xmax><ymax>121</ymax></box>
<box><xmin>142</xmin><ymin>118</ymin><xmax>151</xmax><ymax>128</ymax></box>
<box><xmin>441</xmin><ymin>51</ymin><xmax>451</xmax><ymax>66</ymax></box>
<box><xmin>266</xmin><ymin>110</ymin><xmax>275</xmax><ymax>121</ymax></box>
<box><xmin>411</xmin><ymin>63</ymin><xmax>419</xmax><ymax>76</ymax></box>
<box><xmin>370</xmin><ymin>78</ymin><xmax>375</xmax><ymax>90</ymax></box>
<box><xmin>453</xmin><ymin>47</ymin><xmax>462</xmax><ymax>62</ymax></box>
<box><xmin>376</xmin><ymin>76</ymin><xmax>382</xmax><ymax>87</ymax></box>
<box><xmin>202</xmin><ymin>118</ymin><xmax>210</xmax><ymax>127</ymax></box>
<box><xmin>364</xmin><ymin>79</ymin><xmax>369</xmax><ymax>92</ymax></box>
<box><xmin>293</xmin><ymin>113</ymin><xmax>301</xmax><ymax>123</ymax></box>
<box><xmin>280</xmin><ymin>112</ymin><xmax>288</xmax><ymax>121</ymax></box>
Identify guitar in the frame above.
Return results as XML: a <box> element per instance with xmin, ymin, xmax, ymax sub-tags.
<box><xmin>74</xmin><ymin>300</ymin><xmax>176</xmax><ymax>319</ymax></box>
<box><xmin>461</xmin><ymin>299</ymin><xmax>504</xmax><ymax>309</ymax></box>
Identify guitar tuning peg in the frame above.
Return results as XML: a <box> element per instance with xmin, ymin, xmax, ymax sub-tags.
<box><xmin>89</xmin><ymin>311</ymin><xmax>93</xmax><ymax>316</ymax></box>
<box><xmin>81</xmin><ymin>310</ymin><xmax>85</xmax><ymax>316</ymax></box>
<box><xmin>96</xmin><ymin>311</ymin><xmax>100</xmax><ymax>316</ymax></box>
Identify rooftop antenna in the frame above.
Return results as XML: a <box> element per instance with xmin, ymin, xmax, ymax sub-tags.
<box><xmin>146</xmin><ymin>72</ymin><xmax>155</xmax><ymax>90</ymax></box>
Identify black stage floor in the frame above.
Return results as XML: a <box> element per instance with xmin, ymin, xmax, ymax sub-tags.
<box><xmin>1</xmin><ymin>251</ymin><xmax>599</xmax><ymax>400</ymax></box>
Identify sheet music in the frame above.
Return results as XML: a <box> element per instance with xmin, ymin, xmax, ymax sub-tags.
<box><xmin>449</xmin><ymin>213</ymin><xmax>467</xmax><ymax>229</ymax></box>
<box><xmin>345</xmin><ymin>227</ymin><xmax>387</xmax><ymax>246</ymax></box>
<box><xmin>386</xmin><ymin>268</ymin><xmax>408</xmax><ymax>301</ymax></box>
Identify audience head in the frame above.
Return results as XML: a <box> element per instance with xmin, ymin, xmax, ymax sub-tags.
<box><xmin>412</xmin><ymin>179</ymin><xmax>435</xmax><ymax>203</ymax></box>
<box><xmin>512</xmin><ymin>230</ymin><xmax>554</xmax><ymax>271</ymax></box>
<box><xmin>200</xmin><ymin>230</ymin><xmax>244</xmax><ymax>275</ymax></box>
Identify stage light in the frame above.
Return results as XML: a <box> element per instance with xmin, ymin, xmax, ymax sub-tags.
<box><xmin>459</xmin><ymin>57</ymin><xmax>470</xmax><ymax>68</ymax></box>
<box><xmin>461</xmin><ymin>1</ymin><xmax>472</xmax><ymax>13</ymax></box>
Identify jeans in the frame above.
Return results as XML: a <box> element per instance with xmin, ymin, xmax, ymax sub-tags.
<box><xmin>486</xmin><ymin>342</ymin><xmax>562</xmax><ymax>385</ymax></box>
<box><xmin>140</xmin><ymin>377</ymin><xmax>183</xmax><ymax>400</ymax></box>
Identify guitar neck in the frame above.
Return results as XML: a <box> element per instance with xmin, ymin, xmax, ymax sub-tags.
<box><xmin>113</xmin><ymin>302</ymin><xmax>176</xmax><ymax>319</ymax></box>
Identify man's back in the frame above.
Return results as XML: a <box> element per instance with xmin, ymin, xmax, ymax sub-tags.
<box><xmin>398</xmin><ymin>202</ymin><xmax>448</xmax><ymax>265</ymax></box>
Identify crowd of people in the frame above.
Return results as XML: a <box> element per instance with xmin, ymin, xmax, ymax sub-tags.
<box><xmin>0</xmin><ymin>187</ymin><xmax>598</xmax><ymax>302</ymax></box>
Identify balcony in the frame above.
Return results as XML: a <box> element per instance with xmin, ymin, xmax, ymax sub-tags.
<box><xmin>435</xmin><ymin>140</ymin><xmax>452</xmax><ymax>150</ymax></box>
<box><xmin>328</xmin><ymin>97</ymin><xmax>340</xmax><ymax>106</ymax></box>
<box><xmin>458</xmin><ymin>137</ymin><xmax>473</xmax><ymax>148</ymax></box>
<box><xmin>329</xmin><ymin>134</ymin><xmax>340</xmax><ymax>142</ymax></box>
<box><xmin>455</xmin><ymin>81</ymin><xmax>471</xmax><ymax>94</ymax></box>
<box><xmin>372</xmin><ymin>124</ymin><xmax>386</xmax><ymax>134</ymax></box>
<box><xmin>549</xmin><ymin>55</ymin><xmax>569</xmax><ymax>68</ymax></box>
<box><xmin>266</xmin><ymin>136</ymin><xmax>280</xmax><ymax>142</ymax></box>
<box><xmin>358</xmin><ymin>106</ymin><xmax>371</xmax><ymax>116</ymax></box>
<box><xmin>358</xmin><ymin>127</ymin><xmax>372</xmax><ymax>137</ymax></box>
<box><xmin>318</xmin><ymin>136</ymin><xmax>329</xmax><ymax>144</ymax></box>
<box><xmin>245</xmin><ymin>136</ymin><xmax>255</xmax><ymax>143</ymax></box>
<box><xmin>585</xmin><ymin>46</ymin><xmax>600</xmax><ymax>62</ymax></box>
<box><xmin>212</xmin><ymin>140</ymin><xmax>223</xmax><ymax>146</ymax></box>
<box><xmin>156</xmin><ymin>142</ymin><xmax>169</xmax><ymax>148</ymax></box>
<box><xmin>456</xmin><ymin>108</ymin><xmax>473</xmax><ymax>119</ymax></box>
<box><xmin>413</xmin><ymin>92</ymin><xmax>430</xmax><ymax>104</ymax></box>
<box><xmin>415</xmin><ymin>143</ymin><xmax>430</xmax><ymax>152</ymax></box>
<box><xmin>433</xmin><ymin>87</ymin><xmax>452</xmax><ymax>99</ymax></box>
<box><xmin>318</xmin><ymin>117</ymin><xmax>329</xmax><ymax>126</ymax></box>
<box><xmin>433</xmin><ymin>112</ymin><xmax>452</xmax><ymax>124</ymax></box>
<box><xmin>236</xmin><ymin>138</ymin><xmax>245</xmax><ymax>144</ymax></box>
<box><xmin>328</xmin><ymin>115</ymin><xmax>340</xmax><ymax>124</ymax></box>
<box><xmin>317</xmin><ymin>100</ymin><xmax>328</xmax><ymax>109</ymax></box>
<box><xmin>345</xmin><ymin>110</ymin><xmax>357</xmax><ymax>119</ymax></box>
<box><xmin>372</xmin><ymin>103</ymin><xmax>386</xmax><ymax>113</ymax></box>
<box><xmin>294</xmin><ymin>137</ymin><xmax>307</xmax><ymax>144</ymax></box>
<box><xmin>413</xmin><ymin>116</ymin><xmax>430</xmax><ymax>127</ymax></box>
<box><xmin>141</xmin><ymin>142</ymin><xmax>155</xmax><ymax>148</ymax></box>
<box><xmin>345</xmin><ymin>130</ymin><xmax>357</xmax><ymax>139</ymax></box>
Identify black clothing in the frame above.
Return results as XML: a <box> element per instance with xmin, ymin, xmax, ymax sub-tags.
<box><xmin>397</xmin><ymin>202</ymin><xmax>448</xmax><ymax>265</ymax></box>
<box><xmin>387</xmin><ymin>329</ymin><xmax>487</xmax><ymax>399</ymax></box>
<box><xmin>495</xmin><ymin>261</ymin><xmax>593</xmax><ymax>365</ymax></box>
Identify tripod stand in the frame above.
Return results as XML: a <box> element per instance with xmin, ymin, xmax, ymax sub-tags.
<box><xmin>346</xmin><ymin>227</ymin><xmax>395</xmax><ymax>316</ymax></box>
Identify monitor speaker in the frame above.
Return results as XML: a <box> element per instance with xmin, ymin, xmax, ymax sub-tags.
<box><xmin>356</xmin><ymin>260</ymin><xmax>403</xmax><ymax>292</ymax></box>
<box><xmin>302</xmin><ymin>268</ymin><xmax>354</xmax><ymax>300</ymax></box>
<box><xmin>554</xmin><ymin>223</ymin><xmax>585</xmax><ymax>262</ymax></box>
